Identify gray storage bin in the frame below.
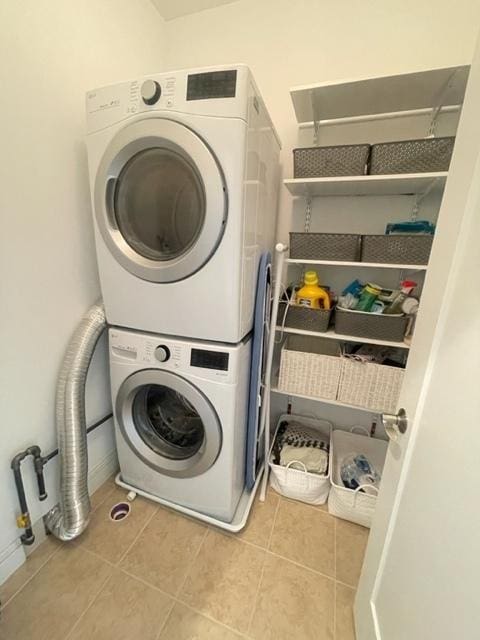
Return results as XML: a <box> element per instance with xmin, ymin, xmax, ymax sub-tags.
<box><xmin>335</xmin><ymin>307</ymin><xmax>408</xmax><ymax>343</ymax></box>
<box><xmin>280</xmin><ymin>303</ymin><xmax>332</xmax><ymax>333</ymax></box>
<box><xmin>290</xmin><ymin>233</ymin><xmax>361</xmax><ymax>262</ymax></box>
<box><xmin>369</xmin><ymin>137</ymin><xmax>455</xmax><ymax>174</ymax></box>
<box><xmin>361</xmin><ymin>234</ymin><xmax>433</xmax><ymax>265</ymax></box>
<box><xmin>293</xmin><ymin>144</ymin><xmax>370</xmax><ymax>178</ymax></box>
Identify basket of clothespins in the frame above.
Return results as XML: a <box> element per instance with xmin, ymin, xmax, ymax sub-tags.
<box><xmin>269</xmin><ymin>414</ymin><xmax>332</xmax><ymax>505</ymax></box>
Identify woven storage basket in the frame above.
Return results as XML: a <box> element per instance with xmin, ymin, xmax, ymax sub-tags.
<box><xmin>290</xmin><ymin>232</ymin><xmax>361</xmax><ymax>261</ymax></box>
<box><xmin>337</xmin><ymin>357</ymin><xmax>404</xmax><ymax>413</ymax></box>
<box><xmin>369</xmin><ymin>136</ymin><xmax>455</xmax><ymax>174</ymax></box>
<box><xmin>281</xmin><ymin>303</ymin><xmax>332</xmax><ymax>333</ymax></box>
<box><xmin>293</xmin><ymin>144</ymin><xmax>370</xmax><ymax>178</ymax></box>
<box><xmin>269</xmin><ymin>414</ymin><xmax>332</xmax><ymax>505</ymax></box>
<box><xmin>335</xmin><ymin>307</ymin><xmax>408</xmax><ymax>343</ymax></box>
<box><xmin>328</xmin><ymin>429</ymin><xmax>388</xmax><ymax>528</ymax></box>
<box><xmin>361</xmin><ymin>234</ymin><xmax>433</xmax><ymax>265</ymax></box>
<box><xmin>278</xmin><ymin>335</ymin><xmax>342</xmax><ymax>400</ymax></box>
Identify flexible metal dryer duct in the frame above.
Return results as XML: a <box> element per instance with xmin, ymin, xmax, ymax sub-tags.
<box><xmin>45</xmin><ymin>302</ymin><xmax>106</xmax><ymax>541</ymax></box>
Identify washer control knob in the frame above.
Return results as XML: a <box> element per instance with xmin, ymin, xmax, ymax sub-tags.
<box><xmin>154</xmin><ymin>345</ymin><xmax>170</xmax><ymax>362</ymax></box>
<box><xmin>141</xmin><ymin>79</ymin><xmax>161</xmax><ymax>105</ymax></box>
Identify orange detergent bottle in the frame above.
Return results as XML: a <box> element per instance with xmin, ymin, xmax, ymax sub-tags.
<box><xmin>295</xmin><ymin>271</ymin><xmax>330</xmax><ymax>309</ymax></box>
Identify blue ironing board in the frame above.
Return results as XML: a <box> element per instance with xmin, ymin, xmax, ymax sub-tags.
<box><xmin>245</xmin><ymin>252</ymin><xmax>271</xmax><ymax>490</ymax></box>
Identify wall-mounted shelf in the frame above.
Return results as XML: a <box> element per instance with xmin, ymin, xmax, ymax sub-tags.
<box><xmin>271</xmin><ymin>386</ymin><xmax>379</xmax><ymax>413</ymax></box>
<box><xmin>286</xmin><ymin>258</ymin><xmax>428</xmax><ymax>270</ymax></box>
<box><xmin>284</xmin><ymin>172</ymin><xmax>447</xmax><ymax>197</ymax></box>
<box><xmin>275</xmin><ymin>325</ymin><xmax>410</xmax><ymax>349</ymax></box>
<box><xmin>290</xmin><ymin>65</ymin><xmax>470</xmax><ymax>124</ymax></box>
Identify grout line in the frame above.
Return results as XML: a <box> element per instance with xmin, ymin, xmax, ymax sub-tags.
<box><xmin>155</xmin><ymin>598</ymin><xmax>177</xmax><ymax>640</ymax></box>
<box><xmin>175</xmin><ymin>526</ymin><xmax>209</xmax><ymax>597</ymax></box>
<box><xmin>336</xmin><ymin>578</ymin><xmax>358</xmax><ymax>590</ymax></box>
<box><xmin>115</xmin><ymin>504</ymin><xmax>159</xmax><ymax>566</ymax></box>
<box><xmin>1</xmin><ymin>539</ymin><xmax>63</xmax><ymax>610</ymax></box>
<box><xmin>265</xmin><ymin>549</ymin><xmax>336</xmax><ymax>583</ymax></box>
<box><xmin>245</xmin><ymin>495</ymin><xmax>281</xmax><ymax>637</ymax></box>
<box><xmin>64</xmin><ymin>560</ymin><xmax>114</xmax><ymax>640</ymax></box>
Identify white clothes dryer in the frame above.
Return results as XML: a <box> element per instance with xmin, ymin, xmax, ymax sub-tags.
<box><xmin>86</xmin><ymin>65</ymin><xmax>280</xmax><ymax>343</ymax></box>
<box><xmin>109</xmin><ymin>327</ymin><xmax>251</xmax><ymax>522</ymax></box>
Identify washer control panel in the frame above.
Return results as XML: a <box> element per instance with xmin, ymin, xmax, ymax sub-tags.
<box><xmin>109</xmin><ymin>329</ymin><xmax>239</xmax><ymax>383</ymax></box>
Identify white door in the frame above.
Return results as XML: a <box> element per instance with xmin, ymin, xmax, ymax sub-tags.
<box><xmin>355</xmin><ymin>37</ymin><xmax>480</xmax><ymax>640</ymax></box>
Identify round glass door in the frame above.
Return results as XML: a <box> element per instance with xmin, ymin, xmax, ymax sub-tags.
<box><xmin>94</xmin><ymin>118</ymin><xmax>227</xmax><ymax>283</ymax></box>
<box><xmin>114</xmin><ymin>148</ymin><xmax>206</xmax><ymax>262</ymax></box>
<box><xmin>116</xmin><ymin>369</ymin><xmax>222</xmax><ymax>477</ymax></box>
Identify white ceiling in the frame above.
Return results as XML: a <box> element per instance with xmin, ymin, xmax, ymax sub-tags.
<box><xmin>151</xmin><ymin>0</ymin><xmax>238</xmax><ymax>21</ymax></box>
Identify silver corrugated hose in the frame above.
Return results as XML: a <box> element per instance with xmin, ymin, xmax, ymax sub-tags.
<box><xmin>45</xmin><ymin>302</ymin><xmax>106</xmax><ymax>541</ymax></box>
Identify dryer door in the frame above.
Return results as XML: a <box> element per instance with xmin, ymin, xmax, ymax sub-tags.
<box><xmin>116</xmin><ymin>369</ymin><xmax>222</xmax><ymax>477</ymax></box>
<box><xmin>94</xmin><ymin>118</ymin><xmax>227</xmax><ymax>283</ymax></box>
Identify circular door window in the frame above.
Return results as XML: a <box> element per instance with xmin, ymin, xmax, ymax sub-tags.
<box><xmin>116</xmin><ymin>369</ymin><xmax>222</xmax><ymax>477</ymax></box>
<box><xmin>114</xmin><ymin>148</ymin><xmax>206</xmax><ymax>262</ymax></box>
<box><xmin>132</xmin><ymin>384</ymin><xmax>205</xmax><ymax>460</ymax></box>
<box><xmin>94</xmin><ymin>118</ymin><xmax>227</xmax><ymax>283</ymax></box>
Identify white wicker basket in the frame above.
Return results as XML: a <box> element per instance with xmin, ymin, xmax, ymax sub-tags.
<box><xmin>337</xmin><ymin>357</ymin><xmax>404</xmax><ymax>413</ymax></box>
<box><xmin>328</xmin><ymin>429</ymin><xmax>388</xmax><ymax>528</ymax></box>
<box><xmin>277</xmin><ymin>335</ymin><xmax>342</xmax><ymax>400</ymax></box>
<box><xmin>269</xmin><ymin>414</ymin><xmax>332</xmax><ymax>505</ymax></box>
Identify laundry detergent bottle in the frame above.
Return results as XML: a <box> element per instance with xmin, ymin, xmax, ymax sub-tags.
<box><xmin>295</xmin><ymin>271</ymin><xmax>330</xmax><ymax>309</ymax></box>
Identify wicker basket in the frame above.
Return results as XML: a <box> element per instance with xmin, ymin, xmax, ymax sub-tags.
<box><xmin>269</xmin><ymin>414</ymin><xmax>332</xmax><ymax>505</ymax></box>
<box><xmin>369</xmin><ymin>137</ymin><xmax>455</xmax><ymax>174</ymax></box>
<box><xmin>279</xmin><ymin>302</ymin><xmax>332</xmax><ymax>333</ymax></box>
<box><xmin>361</xmin><ymin>234</ymin><xmax>433</xmax><ymax>265</ymax></box>
<box><xmin>293</xmin><ymin>144</ymin><xmax>370</xmax><ymax>178</ymax></box>
<box><xmin>278</xmin><ymin>335</ymin><xmax>342</xmax><ymax>400</ymax></box>
<box><xmin>328</xmin><ymin>429</ymin><xmax>388</xmax><ymax>528</ymax></box>
<box><xmin>290</xmin><ymin>232</ymin><xmax>361</xmax><ymax>262</ymax></box>
<box><xmin>337</xmin><ymin>357</ymin><xmax>404</xmax><ymax>413</ymax></box>
<box><xmin>335</xmin><ymin>307</ymin><xmax>408</xmax><ymax>343</ymax></box>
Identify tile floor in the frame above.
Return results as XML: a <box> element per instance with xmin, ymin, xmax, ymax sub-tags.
<box><xmin>0</xmin><ymin>476</ymin><xmax>368</xmax><ymax>640</ymax></box>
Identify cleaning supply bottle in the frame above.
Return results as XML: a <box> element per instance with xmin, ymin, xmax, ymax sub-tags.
<box><xmin>295</xmin><ymin>271</ymin><xmax>330</xmax><ymax>309</ymax></box>
<box><xmin>355</xmin><ymin>283</ymin><xmax>382</xmax><ymax>312</ymax></box>
<box><xmin>384</xmin><ymin>280</ymin><xmax>417</xmax><ymax>314</ymax></box>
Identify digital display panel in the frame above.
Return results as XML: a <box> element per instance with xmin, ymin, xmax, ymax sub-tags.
<box><xmin>187</xmin><ymin>70</ymin><xmax>237</xmax><ymax>101</ymax></box>
<box><xmin>190</xmin><ymin>348</ymin><xmax>229</xmax><ymax>371</ymax></box>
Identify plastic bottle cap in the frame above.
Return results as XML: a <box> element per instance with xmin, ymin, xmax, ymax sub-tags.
<box><xmin>401</xmin><ymin>280</ymin><xmax>417</xmax><ymax>288</ymax></box>
<box><xmin>303</xmin><ymin>270</ymin><xmax>319</xmax><ymax>285</ymax></box>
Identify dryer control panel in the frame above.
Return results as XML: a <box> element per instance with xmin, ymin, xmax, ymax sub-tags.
<box><xmin>109</xmin><ymin>328</ymin><xmax>248</xmax><ymax>384</ymax></box>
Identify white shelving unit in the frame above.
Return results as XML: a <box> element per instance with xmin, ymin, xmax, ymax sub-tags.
<box><xmin>284</xmin><ymin>172</ymin><xmax>447</xmax><ymax>198</ymax></box>
<box><xmin>273</xmin><ymin>65</ymin><xmax>469</xmax><ymax>413</ymax></box>
<box><xmin>275</xmin><ymin>325</ymin><xmax>411</xmax><ymax>350</ymax></box>
<box><xmin>286</xmin><ymin>259</ymin><xmax>427</xmax><ymax>270</ymax></box>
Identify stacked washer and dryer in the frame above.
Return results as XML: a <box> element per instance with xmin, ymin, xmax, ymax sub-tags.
<box><xmin>86</xmin><ymin>65</ymin><xmax>280</xmax><ymax>528</ymax></box>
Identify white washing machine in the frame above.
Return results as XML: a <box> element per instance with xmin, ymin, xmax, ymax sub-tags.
<box><xmin>109</xmin><ymin>327</ymin><xmax>251</xmax><ymax>522</ymax></box>
<box><xmin>86</xmin><ymin>65</ymin><xmax>280</xmax><ymax>343</ymax></box>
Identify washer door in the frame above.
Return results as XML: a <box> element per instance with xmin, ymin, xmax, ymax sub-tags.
<box><xmin>116</xmin><ymin>369</ymin><xmax>222</xmax><ymax>477</ymax></box>
<box><xmin>94</xmin><ymin>118</ymin><xmax>227</xmax><ymax>283</ymax></box>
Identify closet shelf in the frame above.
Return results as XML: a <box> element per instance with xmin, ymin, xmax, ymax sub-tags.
<box><xmin>286</xmin><ymin>258</ymin><xmax>428</xmax><ymax>270</ymax></box>
<box><xmin>275</xmin><ymin>325</ymin><xmax>411</xmax><ymax>349</ymax></box>
<box><xmin>284</xmin><ymin>172</ymin><xmax>448</xmax><ymax>197</ymax></box>
<box><xmin>271</xmin><ymin>386</ymin><xmax>379</xmax><ymax>413</ymax></box>
<box><xmin>290</xmin><ymin>65</ymin><xmax>470</xmax><ymax>124</ymax></box>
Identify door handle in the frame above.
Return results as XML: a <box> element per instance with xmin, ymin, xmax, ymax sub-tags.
<box><xmin>382</xmin><ymin>408</ymin><xmax>408</xmax><ymax>441</ymax></box>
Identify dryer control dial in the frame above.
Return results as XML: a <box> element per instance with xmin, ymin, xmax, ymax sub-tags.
<box><xmin>154</xmin><ymin>345</ymin><xmax>171</xmax><ymax>363</ymax></box>
<box><xmin>141</xmin><ymin>79</ymin><xmax>161</xmax><ymax>105</ymax></box>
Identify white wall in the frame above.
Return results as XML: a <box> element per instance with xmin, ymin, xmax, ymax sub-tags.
<box><xmin>0</xmin><ymin>0</ymin><xmax>165</xmax><ymax>582</ymax></box>
<box><xmin>163</xmin><ymin>0</ymin><xmax>480</xmax><ymax>239</ymax></box>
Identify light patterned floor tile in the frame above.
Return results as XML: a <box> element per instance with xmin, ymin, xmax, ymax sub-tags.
<box><xmin>90</xmin><ymin>474</ymin><xmax>118</xmax><ymax>511</ymax></box>
<box><xmin>336</xmin><ymin>519</ymin><xmax>369</xmax><ymax>587</ymax></box>
<box><xmin>269</xmin><ymin>498</ymin><xmax>335</xmax><ymax>576</ymax></box>
<box><xmin>0</xmin><ymin>545</ymin><xmax>112</xmax><ymax>640</ymax></box>
<box><xmin>179</xmin><ymin>529</ymin><xmax>265</xmax><ymax>634</ymax></box>
<box><xmin>336</xmin><ymin>583</ymin><xmax>356</xmax><ymax>640</ymax></box>
<box><xmin>0</xmin><ymin>535</ymin><xmax>62</xmax><ymax>607</ymax></box>
<box><xmin>159</xmin><ymin>602</ymin><xmax>243</xmax><ymax>640</ymax></box>
<box><xmin>120</xmin><ymin>507</ymin><xmax>206</xmax><ymax>595</ymax></box>
<box><xmin>249</xmin><ymin>554</ymin><xmax>334</xmax><ymax>640</ymax></box>
<box><xmin>68</xmin><ymin>568</ymin><xmax>173</xmax><ymax>640</ymax></box>
<box><xmin>236</xmin><ymin>491</ymin><xmax>279</xmax><ymax>548</ymax></box>
<box><xmin>78</xmin><ymin>487</ymin><xmax>157</xmax><ymax>564</ymax></box>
